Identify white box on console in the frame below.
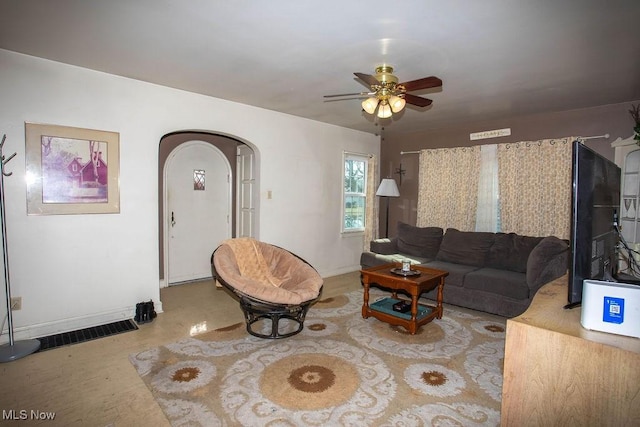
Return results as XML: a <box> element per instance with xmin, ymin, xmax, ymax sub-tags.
<box><xmin>581</xmin><ymin>279</ymin><xmax>640</xmax><ymax>338</ymax></box>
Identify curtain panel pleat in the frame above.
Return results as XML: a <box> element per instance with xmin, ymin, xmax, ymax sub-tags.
<box><xmin>416</xmin><ymin>146</ymin><xmax>481</xmax><ymax>231</ymax></box>
<box><xmin>364</xmin><ymin>154</ymin><xmax>379</xmax><ymax>251</ymax></box>
<box><xmin>497</xmin><ymin>137</ymin><xmax>574</xmax><ymax>239</ymax></box>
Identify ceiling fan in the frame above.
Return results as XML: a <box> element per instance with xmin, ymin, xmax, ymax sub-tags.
<box><xmin>324</xmin><ymin>65</ymin><xmax>442</xmax><ymax>119</ymax></box>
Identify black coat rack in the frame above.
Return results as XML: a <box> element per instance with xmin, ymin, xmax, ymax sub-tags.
<box><xmin>0</xmin><ymin>134</ymin><xmax>40</xmax><ymax>362</ymax></box>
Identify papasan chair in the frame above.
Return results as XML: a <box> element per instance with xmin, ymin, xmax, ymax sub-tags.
<box><xmin>211</xmin><ymin>238</ymin><xmax>323</xmax><ymax>339</ymax></box>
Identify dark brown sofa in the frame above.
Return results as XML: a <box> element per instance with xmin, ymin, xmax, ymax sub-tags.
<box><xmin>360</xmin><ymin>222</ymin><xmax>569</xmax><ymax>317</ymax></box>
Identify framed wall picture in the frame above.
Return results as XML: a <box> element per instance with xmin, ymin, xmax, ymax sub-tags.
<box><xmin>25</xmin><ymin>123</ymin><xmax>120</xmax><ymax>215</ymax></box>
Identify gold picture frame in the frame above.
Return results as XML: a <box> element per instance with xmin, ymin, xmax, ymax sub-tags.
<box><xmin>25</xmin><ymin>123</ymin><xmax>120</xmax><ymax>215</ymax></box>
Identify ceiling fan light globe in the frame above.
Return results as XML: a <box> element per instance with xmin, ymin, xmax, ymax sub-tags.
<box><xmin>362</xmin><ymin>97</ymin><xmax>379</xmax><ymax>115</ymax></box>
<box><xmin>389</xmin><ymin>95</ymin><xmax>406</xmax><ymax>113</ymax></box>
<box><xmin>377</xmin><ymin>103</ymin><xmax>392</xmax><ymax>119</ymax></box>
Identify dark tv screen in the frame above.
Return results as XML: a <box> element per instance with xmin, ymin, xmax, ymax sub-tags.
<box><xmin>568</xmin><ymin>141</ymin><xmax>621</xmax><ymax>306</ymax></box>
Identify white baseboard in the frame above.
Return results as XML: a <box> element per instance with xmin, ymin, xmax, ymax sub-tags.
<box><xmin>319</xmin><ymin>265</ymin><xmax>361</xmax><ymax>278</ymax></box>
<box><xmin>155</xmin><ymin>300</ymin><xmax>164</xmax><ymax>314</ymax></box>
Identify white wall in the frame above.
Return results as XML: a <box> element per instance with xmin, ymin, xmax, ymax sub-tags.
<box><xmin>0</xmin><ymin>49</ymin><xmax>379</xmax><ymax>341</ymax></box>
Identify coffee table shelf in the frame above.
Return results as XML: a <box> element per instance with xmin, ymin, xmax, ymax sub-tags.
<box><xmin>369</xmin><ymin>297</ymin><xmax>433</xmax><ymax>321</ymax></box>
<box><xmin>361</xmin><ymin>263</ymin><xmax>448</xmax><ymax>334</ymax></box>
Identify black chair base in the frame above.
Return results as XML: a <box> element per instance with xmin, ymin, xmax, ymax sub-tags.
<box><xmin>239</xmin><ymin>296</ymin><xmax>313</xmax><ymax>339</ymax></box>
<box><xmin>211</xmin><ymin>244</ymin><xmax>322</xmax><ymax>340</ymax></box>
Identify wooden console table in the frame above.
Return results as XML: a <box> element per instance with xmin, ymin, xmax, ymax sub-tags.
<box><xmin>501</xmin><ymin>275</ymin><xmax>640</xmax><ymax>426</ymax></box>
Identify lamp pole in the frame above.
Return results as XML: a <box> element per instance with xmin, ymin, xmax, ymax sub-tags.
<box><xmin>384</xmin><ymin>196</ymin><xmax>391</xmax><ymax>237</ymax></box>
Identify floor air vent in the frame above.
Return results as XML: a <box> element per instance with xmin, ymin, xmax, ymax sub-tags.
<box><xmin>36</xmin><ymin>320</ymin><xmax>138</xmax><ymax>352</ymax></box>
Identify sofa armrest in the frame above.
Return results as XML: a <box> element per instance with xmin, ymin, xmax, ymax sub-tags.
<box><xmin>370</xmin><ymin>238</ymin><xmax>398</xmax><ymax>255</ymax></box>
<box><xmin>526</xmin><ymin>236</ymin><xmax>569</xmax><ymax>294</ymax></box>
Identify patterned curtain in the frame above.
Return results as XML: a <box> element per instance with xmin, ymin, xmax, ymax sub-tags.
<box><xmin>497</xmin><ymin>137</ymin><xmax>574</xmax><ymax>239</ymax></box>
<box><xmin>363</xmin><ymin>154</ymin><xmax>379</xmax><ymax>250</ymax></box>
<box><xmin>416</xmin><ymin>146</ymin><xmax>481</xmax><ymax>231</ymax></box>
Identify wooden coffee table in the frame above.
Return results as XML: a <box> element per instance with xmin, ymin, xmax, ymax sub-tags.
<box><xmin>361</xmin><ymin>262</ymin><xmax>449</xmax><ymax>334</ymax></box>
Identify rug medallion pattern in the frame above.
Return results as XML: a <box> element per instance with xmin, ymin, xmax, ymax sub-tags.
<box><xmin>130</xmin><ymin>289</ymin><xmax>505</xmax><ymax>426</ymax></box>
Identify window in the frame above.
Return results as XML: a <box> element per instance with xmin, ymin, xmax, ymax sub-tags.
<box><xmin>343</xmin><ymin>153</ymin><xmax>367</xmax><ymax>232</ymax></box>
<box><xmin>194</xmin><ymin>169</ymin><xmax>205</xmax><ymax>191</ymax></box>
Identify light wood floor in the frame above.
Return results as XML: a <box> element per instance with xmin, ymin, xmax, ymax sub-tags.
<box><xmin>0</xmin><ymin>272</ymin><xmax>362</xmax><ymax>426</ymax></box>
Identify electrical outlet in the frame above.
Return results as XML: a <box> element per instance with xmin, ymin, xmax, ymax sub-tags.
<box><xmin>10</xmin><ymin>297</ymin><xmax>21</xmax><ymax>311</ymax></box>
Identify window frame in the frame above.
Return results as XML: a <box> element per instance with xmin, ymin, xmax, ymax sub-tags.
<box><xmin>342</xmin><ymin>151</ymin><xmax>368</xmax><ymax>234</ymax></box>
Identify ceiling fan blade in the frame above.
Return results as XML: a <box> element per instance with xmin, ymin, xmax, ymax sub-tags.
<box><xmin>404</xmin><ymin>93</ymin><xmax>433</xmax><ymax>107</ymax></box>
<box><xmin>354</xmin><ymin>72</ymin><xmax>380</xmax><ymax>88</ymax></box>
<box><xmin>399</xmin><ymin>76</ymin><xmax>442</xmax><ymax>92</ymax></box>
<box><xmin>323</xmin><ymin>92</ymin><xmax>371</xmax><ymax>98</ymax></box>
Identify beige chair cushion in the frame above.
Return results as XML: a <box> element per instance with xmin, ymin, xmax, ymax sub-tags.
<box><xmin>222</xmin><ymin>238</ymin><xmax>285</xmax><ymax>287</ymax></box>
<box><xmin>214</xmin><ymin>240</ymin><xmax>323</xmax><ymax>305</ymax></box>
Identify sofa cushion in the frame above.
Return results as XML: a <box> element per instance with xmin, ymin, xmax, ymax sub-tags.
<box><xmin>464</xmin><ymin>268</ymin><xmax>530</xmax><ymax>300</ymax></box>
<box><xmin>435</xmin><ymin>229</ymin><xmax>495</xmax><ymax>267</ymax></box>
<box><xmin>526</xmin><ymin>236</ymin><xmax>569</xmax><ymax>290</ymax></box>
<box><xmin>485</xmin><ymin>233</ymin><xmax>543</xmax><ymax>273</ymax></box>
<box><xmin>421</xmin><ymin>260</ymin><xmax>480</xmax><ymax>287</ymax></box>
<box><xmin>396</xmin><ymin>222</ymin><xmax>443</xmax><ymax>258</ymax></box>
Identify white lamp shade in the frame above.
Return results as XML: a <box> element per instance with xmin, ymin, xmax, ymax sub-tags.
<box><xmin>376</xmin><ymin>178</ymin><xmax>400</xmax><ymax>197</ymax></box>
<box><xmin>389</xmin><ymin>95</ymin><xmax>406</xmax><ymax>113</ymax></box>
<box><xmin>362</xmin><ymin>97</ymin><xmax>379</xmax><ymax>114</ymax></box>
<box><xmin>377</xmin><ymin>102</ymin><xmax>392</xmax><ymax>118</ymax></box>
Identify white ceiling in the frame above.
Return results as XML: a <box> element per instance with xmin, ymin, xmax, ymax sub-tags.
<box><xmin>1</xmin><ymin>0</ymin><xmax>639</xmax><ymax>137</ymax></box>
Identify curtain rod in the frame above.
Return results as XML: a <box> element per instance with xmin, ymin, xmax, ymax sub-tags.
<box><xmin>577</xmin><ymin>133</ymin><xmax>610</xmax><ymax>141</ymax></box>
<box><xmin>401</xmin><ymin>134</ymin><xmax>612</xmax><ymax>154</ymax></box>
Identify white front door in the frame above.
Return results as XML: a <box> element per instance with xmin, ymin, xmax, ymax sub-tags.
<box><xmin>165</xmin><ymin>141</ymin><xmax>231</xmax><ymax>284</ymax></box>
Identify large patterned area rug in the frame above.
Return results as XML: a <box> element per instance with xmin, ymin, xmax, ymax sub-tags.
<box><xmin>129</xmin><ymin>289</ymin><xmax>505</xmax><ymax>426</ymax></box>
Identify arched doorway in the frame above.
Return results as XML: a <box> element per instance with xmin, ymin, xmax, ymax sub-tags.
<box><xmin>158</xmin><ymin>131</ymin><xmax>258</xmax><ymax>287</ymax></box>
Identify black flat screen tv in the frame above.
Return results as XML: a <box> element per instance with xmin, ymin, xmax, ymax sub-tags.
<box><xmin>568</xmin><ymin>140</ymin><xmax>621</xmax><ymax>307</ymax></box>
